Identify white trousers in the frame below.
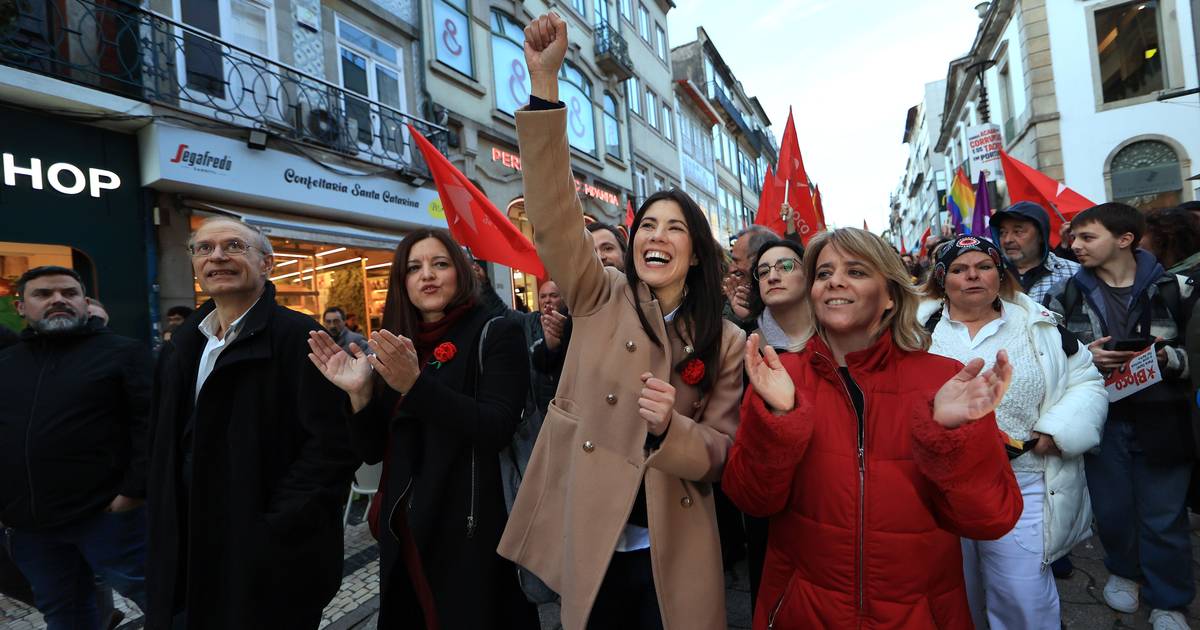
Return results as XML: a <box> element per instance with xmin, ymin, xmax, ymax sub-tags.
<box><xmin>961</xmin><ymin>471</ymin><xmax>1061</xmax><ymax>630</ymax></box>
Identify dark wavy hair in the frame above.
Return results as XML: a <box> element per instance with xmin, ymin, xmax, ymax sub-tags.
<box><xmin>381</xmin><ymin>229</ymin><xmax>478</xmax><ymax>341</ymax></box>
<box><xmin>748</xmin><ymin>238</ymin><xmax>806</xmax><ymax>318</ymax></box>
<box><xmin>1143</xmin><ymin>208</ymin><xmax>1200</xmax><ymax>269</ymax></box>
<box><xmin>624</xmin><ymin>189</ymin><xmax>725</xmax><ymax>393</ymax></box>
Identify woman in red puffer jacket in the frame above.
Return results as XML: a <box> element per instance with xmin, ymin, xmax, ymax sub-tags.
<box><xmin>723</xmin><ymin>228</ymin><xmax>1023</xmax><ymax>630</ymax></box>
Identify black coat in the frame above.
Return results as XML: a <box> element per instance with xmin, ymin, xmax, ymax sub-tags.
<box><xmin>0</xmin><ymin>318</ymin><xmax>151</xmax><ymax>530</ymax></box>
<box><xmin>350</xmin><ymin>304</ymin><xmax>538</xmax><ymax>630</ymax></box>
<box><xmin>145</xmin><ymin>285</ymin><xmax>359</xmax><ymax>629</ymax></box>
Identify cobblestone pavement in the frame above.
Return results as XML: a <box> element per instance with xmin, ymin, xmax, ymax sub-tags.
<box><xmin>4</xmin><ymin>502</ymin><xmax>1200</xmax><ymax>629</ymax></box>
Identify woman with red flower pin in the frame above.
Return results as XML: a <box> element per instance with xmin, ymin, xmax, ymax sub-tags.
<box><xmin>307</xmin><ymin>229</ymin><xmax>540</xmax><ymax>630</ymax></box>
<box><xmin>497</xmin><ymin>14</ymin><xmax>747</xmax><ymax>630</ymax></box>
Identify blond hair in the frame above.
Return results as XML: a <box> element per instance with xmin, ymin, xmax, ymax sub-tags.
<box><xmin>802</xmin><ymin>228</ymin><xmax>930</xmax><ymax>353</ymax></box>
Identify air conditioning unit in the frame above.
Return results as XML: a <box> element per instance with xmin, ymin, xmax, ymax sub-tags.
<box><xmin>296</xmin><ymin>101</ymin><xmax>340</xmax><ymax>146</ymax></box>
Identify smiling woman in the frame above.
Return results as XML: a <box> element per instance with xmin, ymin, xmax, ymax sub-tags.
<box><xmin>496</xmin><ymin>12</ymin><xmax>747</xmax><ymax>630</ymax></box>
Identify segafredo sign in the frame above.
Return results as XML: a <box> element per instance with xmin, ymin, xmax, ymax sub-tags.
<box><xmin>1</xmin><ymin>152</ymin><xmax>122</xmax><ymax>198</ymax></box>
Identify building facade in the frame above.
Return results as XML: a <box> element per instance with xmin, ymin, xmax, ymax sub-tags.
<box><xmin>900</xmin><ymin>0</ymin><xmax>1199</xmax><ymax>244</ymax></box>
<box><xmin>891</xmin><ymin>80</ymin><xmax>949</xmax><ymax>251</ymax></box>
<box><xmin>672</xmin><ymin>28</ymin><xmax>777</xmax><ymax>246</ymax></box>
<box><xmin>421</xmin><ymin>0</ymin><xmax>680</xmax><ymax>307</ymax></box>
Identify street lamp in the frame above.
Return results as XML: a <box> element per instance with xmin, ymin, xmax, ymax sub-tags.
<box><xmin>965</xmin><ymin>58</ymin><xmax>998</xmax><ymax>121</ymax></box>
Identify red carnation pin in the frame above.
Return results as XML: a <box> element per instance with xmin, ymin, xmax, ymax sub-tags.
<box><xmin>430</xmin><ymin>342</ymin><xmax>457</xmax><ymax>368</ymax></box>
<box><xmin>682</xmin><ymin>358</ymin><xmax>705</xmax><ymax>385</ymax></box>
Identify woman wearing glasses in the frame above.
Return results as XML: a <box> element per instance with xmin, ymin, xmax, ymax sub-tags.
<box><xmin>919</xmin><ymin>235</ymin><xmax>1106</xmax><ymax>630</ymax></box>
<box><xmin>307</xmin><ymin>229</ymin><xmax>540</xmax><ymax>630</ymax></box>
<box><xmin>749</xmin><ymin>239</ymin><xmax>811</xmax><ymax>353</ymax></box>
<box><xmin>723</xmin><ymin>228</ymin><xmax>1023</xmax><ymax>629</ymax></box>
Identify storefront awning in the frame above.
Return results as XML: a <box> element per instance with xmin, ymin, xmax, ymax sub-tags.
<box><xmin>186</xmin><ymin>201</ymin><xmax>406</xmax><ymax>251</ymax></box>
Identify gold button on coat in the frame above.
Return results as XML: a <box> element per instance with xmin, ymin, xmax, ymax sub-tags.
<box><xmin>680</xmin><ymin>496</ymin><xmax>693</xmax><ymax>508</ymax></box>
<box><xmin>625</xmin><ymin>341</ymin><xmax>636</xmax><ymax>352</ymax></box>
<box><xmin>605</xmin><ymin>394</ymin><xmax>617</xmax><ymax>405</ymax></box>
<box><xmin>582</xmin><ymin>441</ymin><xmax>595</xmax><ymax>453</ymax></box>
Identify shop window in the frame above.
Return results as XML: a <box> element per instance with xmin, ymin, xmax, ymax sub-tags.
<box><xmin>603</xmin><ymin>92</ymin><xmax>622</xmax><ymax>159</ymax></box>
<box><xmin>0</xmin><ymin>242</ymin><xmax>96</xmax><ymax>334</ymax></box>
<box><xmin>490</xmin><ymin>10</ymin><xmax>530</xmax><ymax>115</ymax></box>
<box><xmin>560</xmin><ymin>61</ymin><xmax>597</xmax><ymax>156</ymax></box>
<box><xmin>433</xmin><ymin>0</ymin><xmax>473</xmax><ymax>77</ymax></box>
<box><xmin>1110</xmin><ymin>139</ymin><xmax>1184</xmax><ymax>210</ymax></box>
<box><xmin>625</xmin><ymin>76</ymin><xmax>641</xmax><ymax>116</ymax></box>
<box><xmin>1094</xmin><ymin>1</ymin><xmax>1164</xmax><ymax>104</ymax></box>
<box><xmin>336</xmin><ymin>17</ymin><xmax>409</xmax><ymax>156</ymax></box>
<box><xmin>505</xmin><ymin>198</ymin><xmax>537</xmax><ymax>312</ymax></box>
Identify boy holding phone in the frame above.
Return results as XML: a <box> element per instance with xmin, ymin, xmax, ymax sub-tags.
<box><xmin>1046</xmin><ymin>202</ymin><xmax>1193</xmax><ymax>629</ymax></box>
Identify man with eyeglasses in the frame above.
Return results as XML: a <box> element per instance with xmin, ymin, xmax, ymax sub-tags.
<box><xmin>0</xmin><ymin>266</ymin><xmax>152</xmax><ymax>630</ymax></box>
<box><xmin>146</xmin><ymin>217</ymin><xmax>359</xmax><ymax>629</ymax></box>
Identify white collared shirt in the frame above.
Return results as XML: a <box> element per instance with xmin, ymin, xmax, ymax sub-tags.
<box><xmin>938</xmin><ymin>302</ymin><xmax>1008</xmax><ymax>350</ymax></box>
<box><xmin>194</xmin><ymin>300</ymin><xmax>258</xmax><ymax>401</ymax></box>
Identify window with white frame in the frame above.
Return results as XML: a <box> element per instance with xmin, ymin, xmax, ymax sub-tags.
<box><xmin>1093</xmin><ymin>0</ymin><xmax>1165</xmax><ymax>104</ymax></box>
<box><xmin>560</xmin><ymin>61</ymin><xmax>597</xmax><ymax>156</ymax></box>
<box><xmin>637</xmin><ymin>3</ymin><xmax>650</xmax><ymax>40</ymax></box>
<box><xmin>180</xmin><ymin>0</ymin><xmax>276</xmax><ymax>105</ymax></box>
<box><xmin>432</xmin><ymin>0</ymin><xmax>472</xmax><ymax>77</ymax></box>
<box><xmin>635</xmin><ymin>168</ymin><xmax>648</xmax><ymax>204</ymax></box>
<box><xmin>336</xmin><ymin>17</ymin><xmax>408</xmax><ymax>151</ymax></box>
<box><xmin>655</xmin><ymin>24</ymin><xmax>667</xmax><ymax>60</ymax></box>
<box><xmin>593</xmin><ymin>0</ymin><xmax>609</xmax><ymax>26</ymax></box>
<box><xmin>626</xmin><ymin>76</ymin><xmax>641</xmax><ymax>116</ymax></box>
<box><xmin>660</xmin><ymin>102</ymin><xmax>672</xmax><ymax>141</ymax></box>
<box><xmin>645</xmin><ymin>90</ymin><xmax>658</xmax><ymax>129</ymax></box>
<box><xmin>654</xmin><ymin>175</ymin><xmax>666</xmax><ymax>193</ymax></box>
<box><xmin>490</xmin><ymin>10</ymin><xmax>529</xmax><ymax>115</ymax></box>
<box><xmin>569</xmin><ymin>0</ymin><xmax>587</xmax><ymax>19</ymax></box>
<box><xmin>603</xmin><ymin>92</ymin><xmax>621</xmax><ymax>158</ymax></box>
<box><xmin>619</xmin><ymin>0</ymin><xmax>631</xmax><ymax>21</ymax></box>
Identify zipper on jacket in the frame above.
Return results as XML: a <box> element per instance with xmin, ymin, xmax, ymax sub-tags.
<box><xmin>466</xmin><ymin>447</ymin><xmax>478</xmax><ymax>538</ymax></box>
<box><xmin>819</xmin><ymin>352</ymin><xmax>868</xmax><ymax>614</ymax></box>
<box><xmin>768</xmin><ymin>570</ymin><xmax>800</xmax><ymax>629</ymax></box>
<box><xmin>24</xmin><ymin>346</ymin><xmax>50</xmax><ymax>523</ymax></box>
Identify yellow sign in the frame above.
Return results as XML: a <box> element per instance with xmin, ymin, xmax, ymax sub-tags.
<box><xmin>428</xmin><ymin>198</ymin><xmax>446</xmax><ymax>220</ymax></box>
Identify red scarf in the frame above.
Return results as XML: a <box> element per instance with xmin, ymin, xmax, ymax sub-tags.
<box><xmin>412</xmin><ymin>300</ymin><xmax>475</xmax><ymax>364</ymax></box>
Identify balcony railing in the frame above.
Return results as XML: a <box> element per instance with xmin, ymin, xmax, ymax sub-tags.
<box><xmin>0</xmin><ymin>0</ymin><xmax>447</xmax><ymax>176</ymax></box>
<box><xmin>593</xmin><ymin>21</ymin><xmax>633</xmax><ymax>81</ymax></box>
<box><xmin>707</xmin><ymin>83</ymin><xmax>754</xmax><ymax>141</ymax></box>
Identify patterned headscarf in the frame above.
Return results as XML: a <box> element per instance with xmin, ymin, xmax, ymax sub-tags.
<box><xmin>932</xmin><ymin>235</ymin><xmax>1008</xmax><ymax>288</ymax></box>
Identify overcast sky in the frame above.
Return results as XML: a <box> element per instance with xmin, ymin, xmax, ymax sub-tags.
<box><xmin>667</xmin><ymin>0</ymin><xmax>984</xmax><ymax>232</ymax></box>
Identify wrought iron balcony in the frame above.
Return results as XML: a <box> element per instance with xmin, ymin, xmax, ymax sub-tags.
<box><xmin>0</xmin><ymin>0</ymin><xmax>447</xmax><ymax>177</ymax></box>
<box><xmin>593</xmin><ymin>21</ymin><xmax>633</xmax><ymax>81</ymax></box>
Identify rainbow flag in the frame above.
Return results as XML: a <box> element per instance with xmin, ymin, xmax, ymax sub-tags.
<box><xmin>947</xmin><ymin>167</ymin><xmax>976</xmax><ymax>234</ymax></box>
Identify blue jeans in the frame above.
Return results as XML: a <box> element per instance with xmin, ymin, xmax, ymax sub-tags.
<box><xmin>6</xmin><ymin>506</ymin><xmax>147</xmax><ymax>630</ymax></box>
<box><xmin>1085</xmin><ymin>419</ymin><xmax>1194</xmax><ymax>610</ymax></box>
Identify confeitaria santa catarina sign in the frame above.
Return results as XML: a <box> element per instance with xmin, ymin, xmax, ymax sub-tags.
<box><xmin>138</xmin><ymin>123</ymin><xmax>445</xmax><ymax>230</ymax></box>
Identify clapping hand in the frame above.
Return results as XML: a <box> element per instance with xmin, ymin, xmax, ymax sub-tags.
<box><xmin>308</xmin><ymin>330</ymin><xmax>373</xmax><ymax>411</ymax></box>
<box><xmin>932</xmin><ymin>350</ymin><xmax>1013</xmax><ymax>428</ymax></box>
<box><xmin>745</xmin><ymin>333</ymin><xmax>795</xmax><ymax>414</ymax></box>
<box><xmin>367</xmin><ymin>330</ymin><xmax>422</xmax><ymax>396</ymax></box>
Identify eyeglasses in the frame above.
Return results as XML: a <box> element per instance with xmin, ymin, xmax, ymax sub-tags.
<box><xmin>187</xmin><ymin>238</ymin><xmax>260</xmax><ymax>258</ymax></box>
<box><xmin>754</xmin><ymin>257</ymin><xmax>801</xmax><ymax>281</ymax></box>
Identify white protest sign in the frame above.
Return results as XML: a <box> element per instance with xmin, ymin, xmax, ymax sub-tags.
<box><xmin>1104</xmin><ymin>346</ymin><xmax>1162</xmax><ymax>402</ymax></box>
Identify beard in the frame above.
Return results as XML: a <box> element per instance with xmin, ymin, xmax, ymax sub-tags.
<box><xmin>31</xmin><ymin>312</ymin><xmax>89</xmax><ymax>335</ymax></box>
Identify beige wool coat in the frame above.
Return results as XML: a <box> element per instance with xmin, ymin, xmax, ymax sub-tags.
<box><xmin>497</xmin><ymin>107</ymin><xmax>745</xmax><ymax>630</ymax></box>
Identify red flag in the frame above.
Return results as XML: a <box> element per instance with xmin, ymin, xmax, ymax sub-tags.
<box><xmin>408</xmin><ymin>125</ymin><xmax>545</xmax><ymax>277</ymax></box>
<box><xmin>900</xmin><ymin>232</ymin><xmax>907</xmax><ymax>254</ymax></box>
<box><xmin>863</xmin><ymin>219</ymin><xmax>869</xmax><ymax>232</ymax></box>
<box><xmin>812</xmin><ymin>184</ymin><xmax>826</xmax><ymax>231</ymax></box>
<box><xmin>625</xmin><ymin>199</ymin><xmax>636</xmax><ymax>231</ymax></box>
<box><xmin>775</xmin><ymin>108</ymin><xmax>821</xmax><ymax>243</ymax></box>
<box><xmin>918</xmin><ymin>227</ymin><xmax>932</xmax><ymax>256</ymax></box>
<box><xmin>999</xmin><ymin>150</ymin><xmax>1094</xmax><ymax>248</ymax></box>
<box><xmin>753</xmin><ymin>164</ymin><xmax>785</xmax><ymax>235</ymax></box>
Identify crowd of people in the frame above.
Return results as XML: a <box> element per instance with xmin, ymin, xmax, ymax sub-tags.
<box><xmin>4</xmin><ymin>11</ymin><xmax>1200</xmax><ymax>630</ymax></box>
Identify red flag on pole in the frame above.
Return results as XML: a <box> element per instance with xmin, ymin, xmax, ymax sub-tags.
<box><xmin>900</xmin><ymin>232</ymin><xmax>907</xmax><ymax>254</ymax></box>
<box><xmin>625</xmin><ymin>199</ymin><xmax>636</xmax><ymax>231</ymax></box>
<box><xmin>753</xmin><ymin>164</ymin><xmax>785</xmax><ymax>235</ymax></box>
<box><xmin>775</xmin><ymin>108</ymin><xmax>821</xmax><ymax>243</ymax></box>
<box><xmin>407</xmin><ymin>125</ymin><xmax>545</xmax><ymax>277</ymax></box>
<box><xmin>999</xmin><ymin>150</ymin><xmax>1094</xmax><ymax>248</ymax></box>
<box><xmin>918</xmin><ymin>227</ymin><xmax>932</xmax><ymax>256</ymax></box>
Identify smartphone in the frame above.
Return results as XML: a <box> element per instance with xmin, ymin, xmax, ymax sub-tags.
<box><xmin>1110</xmin><ymin>337</ymin><xmax>1153</xmax><ymax>352</ymax></box>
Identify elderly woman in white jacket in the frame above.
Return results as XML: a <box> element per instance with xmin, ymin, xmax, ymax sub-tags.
<box><xmin>919</xmin><ymin>235</ymin><xmax>1107</xmax><ymax>630</ymax></box>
